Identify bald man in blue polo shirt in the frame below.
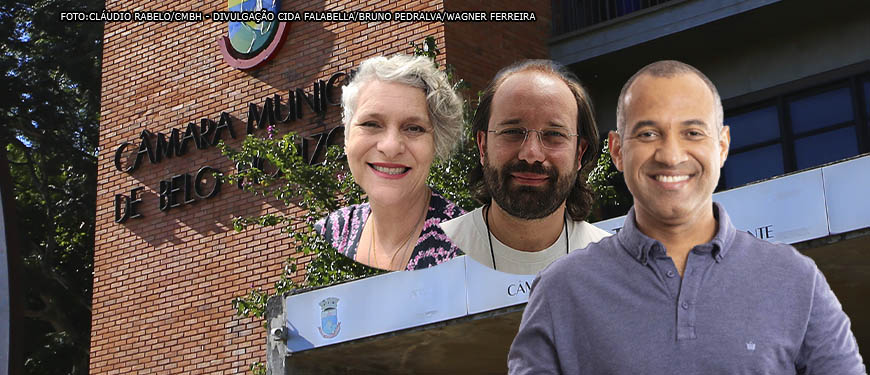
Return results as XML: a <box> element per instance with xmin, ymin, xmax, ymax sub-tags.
<box><xmin>508</xmin><ymin>60</ymin><xmax>865</xmax><ymax>374</ymax></box>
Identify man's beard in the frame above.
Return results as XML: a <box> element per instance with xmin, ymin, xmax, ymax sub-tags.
<box><xmin>483</xmin><ymin>158</ymin><xmax>578</xmax><ymax>220</ymax></box>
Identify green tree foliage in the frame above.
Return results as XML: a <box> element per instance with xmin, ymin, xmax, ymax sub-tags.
<box><xmin>587</xmin><ymin>138</ymin><xmax>633</xmax><ymax>222</ymax></box>
<box><xmin>219</xmin><ymin>129</ymin><xmax>385</xmax><ymax>312</ymax></box>
<box><xmin>1</xmin><ymin>0</ymin><xmax>104</xmax><ymax>374</ymax></box>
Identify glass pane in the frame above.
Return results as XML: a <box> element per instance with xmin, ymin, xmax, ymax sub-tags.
<box><xmin>725</xmin><ymin>106</ymin><xmax>780</xmax><ymax>149</ymax></box>
<box><xmin>864</xmin><ymin>80</ymin><xmax>869</xmax><ymax>117</ymax></box>
<box><xmin>789</xmin><ymin>87</ymin><xmax>853</xmax><ymax>134</ymax></box>
<box><xmin>865</xmin><ymin>80</ymin><xmax>870</xmax><ymax>136</ymax></box>
<box><xmin>794</xmin><ymin>127</ymin><xmax>859</xmax><ymax>170</ymax></box>
<box><xmin>722</xmin><ymin>144</ymin><xmax>784</xmax><ymax>188</ymax></box>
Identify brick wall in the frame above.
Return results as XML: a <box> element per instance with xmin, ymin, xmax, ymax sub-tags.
<box><xmin>443</xmin><ymin>0</ymin><xmax>551</xmax><ymax>101</ymax></box>
<box><xmin>92</xmin><ymin>1</ymin><xmax>549</xmax><ymax>373</ymax></box>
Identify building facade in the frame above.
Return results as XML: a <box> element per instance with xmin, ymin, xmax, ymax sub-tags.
<box><xmin>92</xmin><ymin>0</ymin><xmax>868</xmax><ymax>374</ymax></box>
<box><xmin>91</xmin><ymin>1</ymin><xmax>546</xmax><ymax>374</ymax></box>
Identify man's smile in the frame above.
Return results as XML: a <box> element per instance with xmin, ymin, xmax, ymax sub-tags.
<box><xmin>648</xmin><ymin>172</ymin><xmax>695</xmax><ymax>190</ymax></box>
<box><xmin>511</xmin><ymin>172</ymin><xmax>549</xmax><ymax>185</ymax></box>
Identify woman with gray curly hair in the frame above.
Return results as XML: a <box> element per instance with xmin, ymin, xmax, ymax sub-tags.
<box><xmin>315</xmin><ymin>54</ymin><xmax>466</xmax><ymax>271</ymax></box>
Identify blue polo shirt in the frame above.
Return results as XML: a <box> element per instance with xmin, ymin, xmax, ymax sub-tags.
<box><xmin>508</xmin><ymin>203</ymin><xmax>865</xmax><ymax>374</ymax></box>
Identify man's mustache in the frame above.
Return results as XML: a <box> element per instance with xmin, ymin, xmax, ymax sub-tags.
<box><xmin>502</xmin><ymin>161</ymin><xmax>558</xmax><ymax>179</ymax></box>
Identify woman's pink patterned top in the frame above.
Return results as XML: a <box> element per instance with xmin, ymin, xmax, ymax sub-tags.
<box><xmin>315</xmin><ymin>189</ymin><xmax>466</xmax><ymax>271</ymax></box>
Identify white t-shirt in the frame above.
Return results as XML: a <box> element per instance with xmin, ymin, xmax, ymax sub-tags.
<box><xmin>440</xmin><ymin>206</ymin><xmax>611</xmax><ymax>275</ymax></box>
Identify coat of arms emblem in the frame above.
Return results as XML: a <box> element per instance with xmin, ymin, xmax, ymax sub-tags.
<box><xmin>318</xmin><ymin>297</ymin><xmax>341</xmax><ymax>339</ymax></box>
<box><xmin>216</xmin><ymin>0</ymin><xmax>290</xmax><ymax>69</ymax></box>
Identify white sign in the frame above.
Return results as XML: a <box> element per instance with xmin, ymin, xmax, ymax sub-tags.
<box><xmin>284</xmin><ymin>256</ymin><xmax>468</xmax><ymax>352</ymax></box>
<box><xmin>713</xmin><ymin>169</ymin><xmax>829</xmax><ymax>244</ymax></box>
<box><xmin>593</xmin><ymin>215</ymin><xmax>626</xmax><ymax>235</ymax></box>
<box><xmin>465</xmin><ymin>256</ymin><xmax>536</xmax><ymax>314</ymax></box>
<box><xmin>590</xmin><ymin>169</ymin><xmax>833</xmax><ymax>244</ymax></box>
<box><xmin>822</xmin><ymin>155</ymin><xmax>870</xmax><ymax>234</ymax></box>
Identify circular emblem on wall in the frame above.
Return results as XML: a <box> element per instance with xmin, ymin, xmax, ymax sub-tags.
<box><xmin>217</xmin><ymin>0</ymin><xmax>290</xmax><ymax>70</ymax></box>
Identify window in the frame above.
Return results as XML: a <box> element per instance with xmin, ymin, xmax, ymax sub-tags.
<box><xmin>720</xmin><ymin>74</ymin><xmax>870</xmax><ymax>190</ymax></box>
<box><xmin>864</xmin><ymin>78</ymin><xmax>870</xmax><ymax>131</ymax></box>
<box><xmin>723</xmin><ymin>105</ymin><xmax>783</xmax><ymax>188</ymax></box>
<box><xmin>789</xmin><ymin>87</ymin><xmax>852</xmax><ymax>133</ymax></box>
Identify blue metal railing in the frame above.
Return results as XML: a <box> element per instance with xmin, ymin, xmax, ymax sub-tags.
<box><xmin>552</xmin><ymin>0</ymin><xmax>675</xmax><ymax>35</ymax></box>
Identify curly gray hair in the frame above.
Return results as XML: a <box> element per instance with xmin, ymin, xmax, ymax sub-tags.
<box><xmin>341</xmin><ymin>54</ymin><xmax>464</xmax><ymax>160</ymax></box>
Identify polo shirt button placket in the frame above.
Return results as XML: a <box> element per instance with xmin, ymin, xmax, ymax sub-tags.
<box><xmin>666</xmin><ymin>270</ymin><xmax>676</xmax><ymax>278</ymax></box>
<box><xmin>676</xmin><ymin>299</ymin><xmax>696</xmax><ymax>340</ymax></box>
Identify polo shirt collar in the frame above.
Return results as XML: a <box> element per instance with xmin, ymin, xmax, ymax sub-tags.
<box><xmin>617</xmin><ymin>202</ymin><xmax>737</xmax><ymax>265</ymax></box>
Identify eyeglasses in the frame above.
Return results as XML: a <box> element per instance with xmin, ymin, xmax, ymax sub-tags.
<box><xmin>487</xmin><ymin>127</ymin><xmax>579</xmax><ymax>150</ymax></box>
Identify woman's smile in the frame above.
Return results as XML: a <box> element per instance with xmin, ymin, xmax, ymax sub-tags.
<box><xmin>369</xmin><ymin>162</ymin><xmax>411</xmax><ymax>178</ymax></box>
